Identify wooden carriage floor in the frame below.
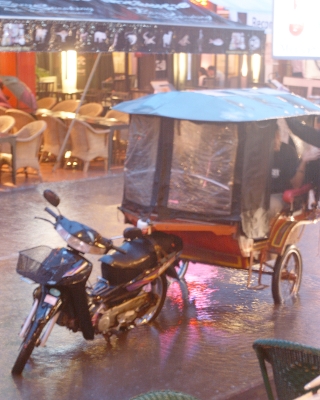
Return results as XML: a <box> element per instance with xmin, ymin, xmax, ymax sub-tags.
<box><xmin>0</xmin><ymin>158</ymin><xmax>124</xmax><ymax>192</ymax></box>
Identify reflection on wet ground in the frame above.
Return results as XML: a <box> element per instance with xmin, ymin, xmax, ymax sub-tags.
<box><xmin>1</xmin><ymin>175</ymin><xmax>320</xmax><ymax>399</ymax></box>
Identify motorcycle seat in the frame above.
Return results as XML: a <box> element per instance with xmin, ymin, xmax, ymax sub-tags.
<box><xmin>100</xmin><ymin>238</ymin><xmax>157</xmax><ymax>285</ymax></box>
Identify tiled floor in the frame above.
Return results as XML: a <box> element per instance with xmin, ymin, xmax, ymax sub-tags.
<box><xmin>0</xmin><ymin>158</ymin><xmax>124</xmax><ymax>192</ymax></box>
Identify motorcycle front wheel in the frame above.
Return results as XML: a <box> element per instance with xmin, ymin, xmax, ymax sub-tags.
<box><xmin>11</xmin><ymin>320</ymin><xmax>45</xmax><ymax>375</ymax></box>
<box><xmin>135</xmin><ymin>274</ymin><xmax>167</xmax><ymax>325</ymax></box>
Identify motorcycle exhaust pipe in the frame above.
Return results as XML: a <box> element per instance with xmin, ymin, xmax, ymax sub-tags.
<box><xmin>19</xmin><ymin>299</ymin><xmax>39</xmax><ymax>338</ymax></box>
<box><xmin>39</xmin><ymin>311</ymin><xmax>61</xmax><ymax>347</ymax></box>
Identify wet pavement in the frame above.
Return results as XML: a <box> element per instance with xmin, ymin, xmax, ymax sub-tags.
<box><xmin>1</xmin><ymin>173</ymin><xmax>320</xmax><ymax>400</ymax></box>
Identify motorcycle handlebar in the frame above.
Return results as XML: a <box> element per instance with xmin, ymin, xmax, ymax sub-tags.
<box><xmin>111</xmin><ymin>244</ymin><xmax>127</xmax><ymax>255</ymax></box>
<box><xmin>99</xmin><ymin>237</ymin><xmax>126</xmax><ymax>254</ymax></box>
<box><xmin>45</xmin><ymin>207</ymin><xmax>58</xmax><ymax>219</ymax></box>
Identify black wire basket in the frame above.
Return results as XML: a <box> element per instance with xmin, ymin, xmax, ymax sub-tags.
<box><xmin>16</xmin><ymin>245</ymin><xmax>81</xmax><ymax>285</ymax></box>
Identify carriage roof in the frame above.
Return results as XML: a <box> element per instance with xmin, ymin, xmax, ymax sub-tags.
<box><xmin>113</xmin><ymin>88</ymin><xmax>320</xmax><ymax>122</ymax></box>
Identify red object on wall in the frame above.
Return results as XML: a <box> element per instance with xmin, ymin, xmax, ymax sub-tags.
<box><xmin>0</xmin><ymin>52</ymin><xmax>36</xmax><ymax>110</ymax></box>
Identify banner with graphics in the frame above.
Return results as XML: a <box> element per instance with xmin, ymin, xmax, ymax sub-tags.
<box><xmin>0</xmin><ymin>0</ymin><xmax>265</xmax><ymax>54</ymax></box>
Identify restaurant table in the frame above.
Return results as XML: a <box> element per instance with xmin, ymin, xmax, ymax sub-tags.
<box><xmin>0</xmin><ymin>135</ymin><xmax>16</xmax><ymax>184</ymax></box>
<box><xmin>35</xmin><ymin>109</ymin><xmax>129</xmax><ymax>171</ymax></box>
<box><xmin>54</xmin><ymin>89</ymin><xmax>84</xmax><ymax>101</ymax></box>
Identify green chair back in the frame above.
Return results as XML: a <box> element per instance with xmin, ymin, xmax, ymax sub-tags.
<box><xmin>130</xmin><ymin>390</ymin><xmax>198</xmax><ymax>400</ymax></box>
<box><xmin>253</xmin><ymin>338</ymin><xmax>320</xmax><ymax>400</ymax></box>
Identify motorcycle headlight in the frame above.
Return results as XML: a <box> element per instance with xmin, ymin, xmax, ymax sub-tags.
<box><xmin>56</xmin><ymin>224</ymin><xmax>106</xmax><ymax>255</ymax></box>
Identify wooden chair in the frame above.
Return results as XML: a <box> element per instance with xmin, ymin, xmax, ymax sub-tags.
<box><xmin>37</xmin><ymin>115</ymin><xmax>70</xmax><ymax>162</ymax></box>
<box><xmin>5</xmin><ymin>109</ymin><xmax>35</xmax><ymax>132</ymax></box>
<box><xmin>51</xmin><ymin>100</ymin><xmax>79</xmax><ymax>113</ymax></box>
<box><xmin>0</xmin><ymin>120</ymin><xmax>47</xmax><ymax>181</ymax></box>
<box><xmin>68</xmin><ymin>119</ymin><xmax>110</xmax><ymax>173</ymax></box>
<box><xmin>253</xmin><ymin>338</ymin><xmax>320</xmax><ymax>400</ymax></box>
<box><xmin>36</xmin><ymin>97</ymin><xmax>57</xmax><ymax>110</ymax></box>
<box><xmin>78</xmin><ymin>102</ymin><xmax>104</xmax><ymax>117</ymax></box>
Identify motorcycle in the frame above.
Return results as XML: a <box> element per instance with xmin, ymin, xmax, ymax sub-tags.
<box><xmin>12</xmin><ymin>189</ymin><xmax>183</xmax><ymax>375</ymax></box>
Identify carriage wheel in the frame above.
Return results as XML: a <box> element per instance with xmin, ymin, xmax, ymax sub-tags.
<box><xmin>272</xmin><ymin>245</ymin><xmax>302</xmax><ymax>304</ymax></box>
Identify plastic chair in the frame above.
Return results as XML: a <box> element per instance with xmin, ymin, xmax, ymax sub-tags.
<box><xmin>51</xmin><ymin>100</ymin><xmax>79</xmax><ymax>113</ymax></box>
<box><xmin>0</xmin><ymin>120</ymin><xmax>47</xmax><ymax>181</ymax></box>
<box><xmin>130</xmin><ymin>391</ymin><xmax>198</xmax><ymax>400</ymax></box>
<box><xmin>68</xmin><ymin>119</ymin><xmax>110</xmax><ymax>173</ymax></box>
<box><xmin>5</xmin><ymin>109</ymin><xmax>35</xmax><ymax>132</ymax></box>
<box><xmin>36</xmin><ymin>97</ymin><xmax>57</xmax><ymax>110</ymax></box>
<box><xmin>37</xmin><ymin>115</ymin><xmax>70</xmax><ymax>162</ymax></box>
<box><xmin>253</xmin><ymin>338</ymin><xmax>320</xmax><ymax>400</ymax></box>
<box><xmin>78</xmin><ymin>102</ymin><xmax>103</xmax><ymax>117</ymax></box>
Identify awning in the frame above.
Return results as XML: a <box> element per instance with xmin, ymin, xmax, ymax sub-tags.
<box><xmin>0</xmin><ymin>0</ymin><xmax>265</xmax><ymax>54</ymax></box>
<box><xmin>113</xmin><ymin>88</ymin><xmax>320</xmax><ymax>122</ymax></box>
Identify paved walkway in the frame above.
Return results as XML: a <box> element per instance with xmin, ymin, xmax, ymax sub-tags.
<box><xmin>0</xmin><ymin>158</ymin><xmax>122</xmax><ymax>192</ymax></box>
<box><xmin>1</xmin><ymin>174</ymin><xmax>320</xmax><ymax>399</ymax></box>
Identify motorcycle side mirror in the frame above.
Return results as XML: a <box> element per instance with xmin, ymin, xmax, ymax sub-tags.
<box><xmin>43</xmin><ymin>190</ymin><xmax>60</xmax><ymax>207</ymax></box>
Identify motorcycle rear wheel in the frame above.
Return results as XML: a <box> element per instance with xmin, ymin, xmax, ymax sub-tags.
<box><xmin>135</xmin><ymin>274</ymin><xmax>167</xmax><ymax>325</ymax></box>
<box><xmin>11</xmin><ymin>320</ymin><xmax>45</xmax><ymax>375</ymax></box>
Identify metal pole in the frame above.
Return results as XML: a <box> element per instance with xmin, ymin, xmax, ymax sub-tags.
<box><xmin>53</xmin><ymin>52</ymin><xmax>102</xmax><ymax>172</ymax></box>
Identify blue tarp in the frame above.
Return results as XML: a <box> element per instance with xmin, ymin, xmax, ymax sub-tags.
<box><xmin>113</xmin><ymin>88</ymin><xmax>320</xmax><ymax>122</ymax></box>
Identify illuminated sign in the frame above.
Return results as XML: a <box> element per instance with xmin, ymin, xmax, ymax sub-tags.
<box><xmin>273</xmin><ymin>0</ymin><xmax>320</xmax><ymax>59</ymax></box>
<box><xmin>191</xmin><ymin>0</ymin><xmax>208</xmax><ymax>5</ymax></box>
<box><xmin>190</xmin><ymin>0</ymin><xmax>213</xmax><ymax>9</ymax></box>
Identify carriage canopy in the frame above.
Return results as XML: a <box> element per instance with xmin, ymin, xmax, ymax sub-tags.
<box><xmin>114</xmin><ymin>88</ymin><xmax>320</xmax><ymax>239</ymax></box>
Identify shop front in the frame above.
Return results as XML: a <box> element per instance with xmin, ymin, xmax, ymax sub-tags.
<box><xmin>0</xmin><ymin>1</ymin><xmax>266</xmax><ymax>189</ymax></box>
<box><xmin>0</xmin><ymin>0</ymin><xmax>266</xmax><ymax>104</ymax></box>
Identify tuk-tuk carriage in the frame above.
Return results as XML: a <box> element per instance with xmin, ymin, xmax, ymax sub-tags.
<box><xmin>114</xmin><ymin>88</ymin><xmax>320</xmax><ymax>304</ymax></box>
